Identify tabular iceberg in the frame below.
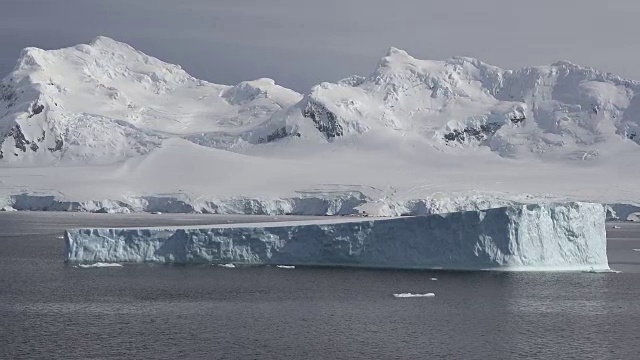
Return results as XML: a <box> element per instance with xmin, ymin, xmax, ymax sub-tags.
<box><xmin>64</xmin><ymin>202</ymin><xmax>608</xmax><ymax>271</ymax></box>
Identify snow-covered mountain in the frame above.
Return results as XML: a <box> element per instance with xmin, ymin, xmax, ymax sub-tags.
<box><xmin>2</xmin><ymin>37</ymin><xmax>640</xmax><ymax>163</ymax></box>
<box><xmin>0</xmin><ymin>36</ymin><xmax>300</xmax><ymax>163</ymax></box>
<box><xmin>1</xmin><ymin>37</ymin><xmax>639</xmax><ymax>215</ymax></box>
<box><xmin>265</xmin><ymin>47</ymin><xmax>640</xmax><ymax>160</ymax></box>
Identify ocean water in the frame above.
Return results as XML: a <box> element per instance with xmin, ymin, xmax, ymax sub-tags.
<box><xmin>1</xmin><ymin>212</ymin><xmax>639</xmax><ymax>359</ymax></box>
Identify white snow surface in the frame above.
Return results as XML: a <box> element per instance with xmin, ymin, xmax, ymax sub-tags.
<box><xmin>1</xmin><ymin>37</ymin><xmax>640</xmax><ymax>215</ymax></box>
<box><xmin>64</xmin><ymin>202</ymin><xmax>609</xmax><ymax>271</ymax></box>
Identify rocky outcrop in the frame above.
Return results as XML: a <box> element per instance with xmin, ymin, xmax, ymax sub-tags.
<box><xmin>302</xmin><ymin>100</ymin><xmax>343</xmax><ymax>139</ymax></box>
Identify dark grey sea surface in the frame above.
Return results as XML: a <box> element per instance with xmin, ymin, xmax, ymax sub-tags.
<box><xmin>1</xmin><ymin>212</ymin><xmax>639</xmax><ymax>359</ymax></box>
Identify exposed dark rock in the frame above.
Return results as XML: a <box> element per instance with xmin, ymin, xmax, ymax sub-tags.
<box><xmin>481</xmin><ymin>122</ymin><xmax>503</xmax><ymax>134</ymax></box>
<box><xmin>263</xmin><ymin>127</ymin><xmax>287</xmax><ymax>143</ymax></box>
<box><xmin>5</xmin><ymin>125</ymin><xmax>29</xmax><ymax>152</ymax></box>
<box><xmin>302</xmin><ymin>100</ymin><xmax>343</xmax><ymax>139</ymax></box>
<box><xmin>257</xmin><ymin>127</ymin><xmax>300</xmax><ymax>144</ymax></box>
<box><xmin>30</xmin><ymin>142</ymin><xmax>39</xmax><ymax>151</ymax></box>
<box><xmin>510</xmin><ymin>115</ymin><xmax>525</xmax><ymax>124</ymax></box>
<box><xmin>0</xmin><ymin>83</ymin><xmax>18</xmax><ymax>108</ymax></box>
<box><xmin>48</xmin><ymin>138</ymin><xmax>64</xmax><ymax>152</ymax></box>
<box><xmin>444</xmin><ymin>122</ymin><xmax>503</xmax><ymax>144</ymax></box>
<box><xmin>29</xmin><ymin>102</ymin><xmax>45</xmax><ymax>117</ymax></box>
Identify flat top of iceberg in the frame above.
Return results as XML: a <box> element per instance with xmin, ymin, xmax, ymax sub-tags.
<box><xmin>70</xmin><ymin>215</ymin><xmax>396</xmax><ymax>231</ymax></box>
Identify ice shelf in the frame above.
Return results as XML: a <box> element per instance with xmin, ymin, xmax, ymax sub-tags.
<box><xmin>64</xmin><ymin>202</ymin><xmax>608</xmax><ymax>271</ymax></box>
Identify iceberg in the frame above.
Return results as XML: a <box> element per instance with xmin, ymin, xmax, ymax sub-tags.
<box><xmin>64</xmin><ymin>202</ymin><xmax>608</xmax><ymax>271</ymax></box>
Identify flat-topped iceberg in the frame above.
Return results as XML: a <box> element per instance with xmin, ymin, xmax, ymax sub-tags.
<box><xmin>64</xmin><ymin>202</ymin><xmax>608</xmax><ymax>271</ymax></box>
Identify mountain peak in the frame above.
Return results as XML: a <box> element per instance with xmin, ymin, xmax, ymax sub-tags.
<box><xmin>385</xmin><ymin>46</ymin><xmax>409</xmax><ymax>57</ymax></box>
<box><xmin>89</xmin><ymin>35</ymin><xmax>124</xmax><ymax>46</ymax></box>
<box><xmin>13</xmin><ymin>47</ymin><xmax>46</xmax><ymax>73</ymax></box>
<box><xmin>551</xmin><ymin>59</ymin><xmax>580</xmax><ymax>68</ymax></box>
<box><xmin>85</xmin><ymin>36</ymin><xmax>139</xmax><ymax>54</ymax></box>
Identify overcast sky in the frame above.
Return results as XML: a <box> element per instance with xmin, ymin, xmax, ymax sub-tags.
<box><xmin>1</xmin><ymin>0</ymin><xmax>639</xmax><ymax>91</ymax></box>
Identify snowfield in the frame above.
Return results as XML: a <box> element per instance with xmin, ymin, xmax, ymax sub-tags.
<box><xmin>64</xmin><ymin>202</ymin><xmax>609</xmax><ymax>271</ymax></box>
<box><xmin>1</xmin><ymin>37</ymin><xmax>640</xmax><ymax>215</ymax></box>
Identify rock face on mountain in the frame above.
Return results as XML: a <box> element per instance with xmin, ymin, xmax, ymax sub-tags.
<box><xmin>0</xmin><ymin>37</ymin><xmax>301</xmax><ymax>163</ymax></box>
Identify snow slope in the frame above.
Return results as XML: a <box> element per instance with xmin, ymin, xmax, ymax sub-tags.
<box><xmin>1</xmin><ymin>38</ymin><xmax>639</xmax><ymax>214</ymax></box>
<box><xmin>65</xmin><ymin>202</ymin><xmax>609</xmax><ymax>271</ymax></box>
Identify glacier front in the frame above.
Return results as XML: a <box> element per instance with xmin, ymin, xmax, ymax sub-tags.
<box><xmin>64</xmin><ymin>202</ymin><xmax>608</xmax><ymax>271</ymax></box>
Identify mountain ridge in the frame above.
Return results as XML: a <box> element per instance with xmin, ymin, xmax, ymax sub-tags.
<box><xmin>1</xmin><ymin>36</ymin><xmax>639</xmax><ymax>164</ymax></box>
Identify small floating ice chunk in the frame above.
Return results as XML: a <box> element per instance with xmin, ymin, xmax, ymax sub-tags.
<box><xmin>632</xmin><ymin>249</ymin><xmax>640</xmax><ymax>252</ymax></box>
<box><xmin>217</xmin><ymin>263</ymin><xmax>236</xmax><ymax>268</ymax></box>
<box><xmin>76</xmin><ymin>262</ymin><xmax>123</xmax><ymax>268</ymax></box>
<box><xmin>276</xmin><ymin>265</ymin><xmax>295</xmax><ymax>269</ymax></box>
<box><xmin>393</xmin><ymin>293</ymin><xmax>435</xmax><ymax>298</ymax></box>
<box><xmin>613</xmin><ymin>226</ymin><xmax>621</xmax><ymax>229</ymax></box>
<box><xmin>582</xmin><ymin>268</ymin><xmax>621</xmax><ymax>273</ymax></box>
<box><xmin>430</xmin><ymin>278</ymin><xmax>438</xmax><ymax>281</ymax></box>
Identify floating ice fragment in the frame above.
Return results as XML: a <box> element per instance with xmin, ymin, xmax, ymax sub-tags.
<box><xmin>430</xmin><ymin>278</ymin><xmax>438</xmax><ymax>281</ymax></box>
<box><xmin>217</xmin><ymin>263</ymin><xmax>236</xmax><ymax>268</ymax></box>
<box><xmin>276</xmin><ymin>265</ymin><xmax>295</xmax><ymax>269</ymax></box>
<box><xmin>582</xmin><ymin>268</ymin><xmax>621</xmax><ymax>273</ymax></box>
<box><xmin>613</xmin><ymin>226</ymin><xmax>621</xmax><ymax>229</ymax></box>
<box><xmin>632</xmin><ymin>249</ymin><xmax>640</xmax><ymax>252</ymax></box>
<box><xmin>75</xmin><ymin>262</ymin><xmax>122</xmax><ymax>268</ymax></box>
<box><xmin>393</xmin><ymin>293</ymin><xmax>435</xmax><ymax>298</ymax></box>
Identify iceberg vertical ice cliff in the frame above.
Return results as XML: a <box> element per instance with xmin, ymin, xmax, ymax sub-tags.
<box><xmin>65</xmin><ymin>202</ymin><xmax>608</xmax><ymax>271</ymax></box>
